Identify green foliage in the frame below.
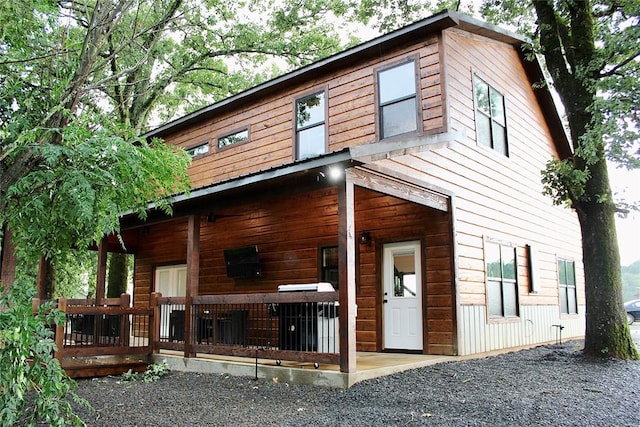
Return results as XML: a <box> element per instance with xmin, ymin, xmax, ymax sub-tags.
<box><xmin>542</xmin><ymin>158</ymin><xmax>590</xmax><ymax>207</ymax></box>
<box><xmin>120</xmin><ymin>361</ymin><xmax>170</xmax><ymax>383</ymax></box>
<box><xmin>481</xmin><ymin>1</ymin><xmax>640</xmax><ymax>205</ymax></box>
<box><xmin>3</xmin><ymin>127</ymin><xmax>190</xmax><ymax>263</ymax></box>
<box><xmin>0</xmin><ymin>279</ymin><xmax>88</xmax><ymax>426</ymax></box>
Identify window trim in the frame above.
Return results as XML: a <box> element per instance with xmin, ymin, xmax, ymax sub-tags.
<box><xmin>473</xmin><ymin>74</ymin><xmax>509</xmax><ymax>157</ymax></box>
<box><xmin>484</xmin><ymin>237</ymin><xmax>520</xmax><ymax>321</ymax></box>
<box><xmin>557</xmin><ymin>257</ymin><xmax>578</xmax><ymax>316</ymax></box>
<box><xmin>216</xmin><ymin>127</ymin><xmax>250</xmax><ymax>152</ymax></box>
<box><xmin>293</xmin><ymin>87</ymin><xmax>328</xmax><ymax>160</ymax></box>
<box><xmin>185</xmin><ymin>141</ymin><xmax>210</xmax><ymax>159</ymax></box>
<box><xmin>375</xmin><ymin>57</ymin><xmax>421</xmax><ymax>141</ymax></box>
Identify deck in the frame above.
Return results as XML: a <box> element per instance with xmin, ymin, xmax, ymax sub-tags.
<box><xmin>61</xmin><ymin>355</ymin><xmax>149</xmax><ymax>379</ymax></box>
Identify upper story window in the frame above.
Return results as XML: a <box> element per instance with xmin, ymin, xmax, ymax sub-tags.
<box><xmin>218</xmin><ymin>129</ymin><xmax>249</xmax><ymax>149</ymax></box>
<box><xmin>473</xmin><ymin>76</ymin><xmax>508</xmax><ymax>156</ymax></box>
<box><xmin>378</xmin><ymin>61</ymin><xmax>418</xmax><ymax>139</ymax></box>
<box><xmin>186</xmin><ymin>142</ymin><xmax>209</xmax><ymax>158</ymax></box>
<box><xmin>485</xmin><ymin>240</ymin><xmax>519</xmax><ymax>318</ymax></box>
<box><xmin>558</xmin><ymin>258</ymin><xmax>578</xmax><ymax>315</ymax></box>
<box><xmin>296</xmin><ymin>91</ymin><xmax>326</xmax><ymax>160</ymax></box>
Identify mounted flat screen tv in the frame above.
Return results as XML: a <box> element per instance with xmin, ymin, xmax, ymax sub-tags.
<box><xmin>224</xmin><ymin>245</ymin><xmax>261</xmax><ymax>278</ymax></box>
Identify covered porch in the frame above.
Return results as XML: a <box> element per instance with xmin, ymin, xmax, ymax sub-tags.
<box><xmin>52</xmin><ymin>151</ymin><xmax>456</xmax><ymax>381</ymax></box>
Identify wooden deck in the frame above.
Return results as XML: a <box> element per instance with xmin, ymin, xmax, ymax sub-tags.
<box><xmin>61</xmin><ymin>355</ymin><xmax>149</xmax><ymax>379</ymax></box>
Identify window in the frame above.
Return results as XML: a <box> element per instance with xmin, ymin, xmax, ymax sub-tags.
<box><xmin>296</xmin><ymin>91</ymin><xmax>325</xmax><ymax>160</ymax></box>
<box><xmin>485</xmin><ymin>241</ymin><xmax>519</xmax><ymax>318</ymax></box>
<box><xmin>321</xmin><ymin>246</ymin><xmax>339</xmax><ymax>289</ymax></box>
<box><xmin>186</xmin><ymin>142</ymin><xmax>209</xmax><ymax>158</ymax></box>
<box><xmin>378</xmin><ymin>61</ymin><xmax>418</xmax><ymax>139</ymax></box>
<box><xmin>558</xmin><ymin>259</ymin><xmax>578</xmax><ymax>314</ymax></box>
<box><xmin>473</xmin><ymin>76</ymin><xmax>508</xmax><ymax>156</ymax></box>
<box><xmin>218</xmin><ymin>129</ymin><xmax>249</xmax><ymax>149</ymax></box>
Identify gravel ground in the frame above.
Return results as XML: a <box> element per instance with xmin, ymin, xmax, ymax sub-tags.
<box><xmin>73</xmin><ymin>326</ymin><xmax>640</xmax><ymax>427</ymax></box>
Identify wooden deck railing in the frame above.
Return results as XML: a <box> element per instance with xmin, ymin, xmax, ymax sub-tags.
<box><xmin>154</xmin><ymin>291</ymin><xmax>340</xmax><ymax>365</ymax></box>
<box><xmin>33</xmin><ymin>295</ymin><xmax>153</xmax><ymax>361</ymax></box>
<box><xmin>35</xmin><ymin>290</ymin><xmax>340</xmax><ymax>369</ymax></box>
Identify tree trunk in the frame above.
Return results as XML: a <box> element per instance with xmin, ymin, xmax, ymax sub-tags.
<box><xmin>577</xmin><ymin>162</ymin><xmax>638</xmax><ymax>359</ymax></box>
<box><xmin>107</xmin><ymin>253</ymin><xmax>128</xmax><ymax>299</ymax></box>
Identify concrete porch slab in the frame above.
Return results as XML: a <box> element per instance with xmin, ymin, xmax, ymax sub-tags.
<box><xmin>153</xmin><ymin>351</ymin><xmax>456</xmax><ymax>388</ymax></box>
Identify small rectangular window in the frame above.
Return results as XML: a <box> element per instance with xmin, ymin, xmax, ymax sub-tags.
<box><xmin>473</xmin><ymin>75</ymin><xmax>508</xmax><ymax>156</ymax></box>
<box><xmin>218</xmin><ymin>129</ymin><xmax>249</xmax><ymax>149</ymax></box>
<box><xmin>378</xmin><ymin>61</ymin><xmax>418</xmax><ymax>139</ymax></box>
<box><xmin>485</xmin><ymin>240</ymin><xmax>519</xmax><ymax>318</ymax></box>
<box><xmin>296</xmin><ymin>91</ymin><xmax>326</xmax><ymax>160</ymax></box>
<box><xmin>321</xmin><ymin>246</ymin><xmax>339</xmax><ymax>289</ymax></box>
<box><xmin>558</xmin><ymin>258</ymin><xmax>578</xmax><ymax>314</ymax></box>
<box><xmin>186</xmin><ymin>142</ymin><xmax>209</xmax><ymax>158</ymax></box>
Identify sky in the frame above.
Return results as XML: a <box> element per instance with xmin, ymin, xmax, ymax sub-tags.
<box><xmin>610</xmin><ymin>167</ymin><xmax>640</xmax><ymax>266</ymax></box>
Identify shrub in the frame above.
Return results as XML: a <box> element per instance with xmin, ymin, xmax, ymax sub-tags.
<box><xmin>0</xmin><ymin>279</ymin><xmax>87</xmax><ymax>426</ymax></box>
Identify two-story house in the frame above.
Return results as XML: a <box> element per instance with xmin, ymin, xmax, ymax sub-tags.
<box><xmin>51</xmin><ymin>9</ymin><xmax>584</xmax><ymax>381</ymax></box>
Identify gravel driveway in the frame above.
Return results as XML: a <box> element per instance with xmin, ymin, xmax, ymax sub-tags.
<box><xmin>74</xmin><ymin>326</ymin><xmax>640</xmax><ymax>426</ymax></box>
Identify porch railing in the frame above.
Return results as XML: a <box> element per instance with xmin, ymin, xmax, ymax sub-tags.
<box><xmin>34</xmin><ymin>294</ymin><xmax>153</xmax><ymax>360</ymax></box>
<box><xmin>34</xmin><ymin>290</ymin><xmax>340</xmax><ymax>369</ymax></box>
<box><xmin>154</xmin><ymin>291</ymin><xmax>340</xmax><ymax>365</ymax></box>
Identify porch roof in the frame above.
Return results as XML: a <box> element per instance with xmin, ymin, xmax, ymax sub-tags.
<box><xmin>120</xmin><ymin>148</ymin><xmax>358</xmax><ymax>228</ymax></box>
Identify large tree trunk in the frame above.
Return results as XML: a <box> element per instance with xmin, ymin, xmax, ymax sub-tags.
<box><xmin>533</xmin><ymin>0</ymin><xmax>638</xmax><ymax>359</ymax></box>
<box><xmin>577</xmin><ymin>162</ymin><xmax>638</xmax><ymax>358</ymax></box>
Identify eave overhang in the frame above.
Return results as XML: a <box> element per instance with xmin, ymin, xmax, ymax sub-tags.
<box><xmin>120</xmin><ymin>149</ymin><xmax>358</xmax><ymax>228</ymax></box>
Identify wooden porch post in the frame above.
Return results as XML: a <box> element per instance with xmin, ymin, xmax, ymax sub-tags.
<box><xmin>338</xmin><ymin>171</ymin><xmax>357</xmax><ymax>373</ymax></box>
<box><xmin>150</xmin><ymin>292</ymin><xmax>161</xmax><ymax>354</ymax></box>
<box><xmin>54</xmin><ymin>297</ymin><xmax>67</xmax><ymax>361</ymax></box>
<box><xmin>120</xmin><ymin>293</ymin><xmax>131</xmax><ymax>346</ymax></box>
<box><xmin>184</xmin><ymin>214</ymin><xmax>200</xmax><ymax>358</ymax></box>
<box><xmin>95</xmin><ymin>237</ymin><xmax>108</xmax><ymax>303</ymax></box>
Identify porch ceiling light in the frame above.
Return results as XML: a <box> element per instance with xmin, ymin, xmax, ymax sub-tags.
<box><xmin>327</xmin><ymin>166</ymin><xmax>343</xmax><ymax>181</ymax></box>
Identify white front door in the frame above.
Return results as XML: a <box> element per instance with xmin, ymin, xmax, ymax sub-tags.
<box><xmin>155</xmin><ymin>265</ymin><xmax>187</xmax><ymax>339</ymax></box>
<box><xmin>383</xmin><ymin>241</ymin><xmax>423</xmax><ymax>350</ymax></box>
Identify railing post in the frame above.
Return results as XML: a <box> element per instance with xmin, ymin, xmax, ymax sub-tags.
<box><xmin>120</xmin><ymin>293</ymin><xmax>131</xmax><ymax>346</ymax></box>
<box><xmin>31</xmin><ymin>298</ymin><xmax>41</xmax><ymax>315</ymax></box>
<box><xmin>55</xmin><ymin>298</ymin><xmax>67</xmax><ymax>362</ymax></box>
<box><xmin>150</xmin><ymin>292</ymin><xmax>161</xmax><ymax>354</ymax></box>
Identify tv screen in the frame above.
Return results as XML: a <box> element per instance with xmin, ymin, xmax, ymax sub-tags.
<box><xmin>224</xmin><ymin>245</ymin><xmax>261</xmax><ymax>278</ymax></box>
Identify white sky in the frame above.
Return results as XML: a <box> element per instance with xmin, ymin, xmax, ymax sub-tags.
<box><xmin>610</xmin><ymin>166</ymin><xmax>640</xmax><ymax>266</ymax></box>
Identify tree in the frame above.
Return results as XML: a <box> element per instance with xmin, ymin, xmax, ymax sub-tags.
<box><xmin>481</xmin><ymin>0</ymin><xmax>638</xmax><ymax>359</ymax></box>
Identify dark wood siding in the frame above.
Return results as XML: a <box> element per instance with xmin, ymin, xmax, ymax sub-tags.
<box><xmin>132</xmin><ymin>185</ymin><xmax>454</xmax><ymax>354</ymax></box>
<box><xmin>161</xmin><ymin>35</ymin><xmax>444</xmax><ymax>190</ymax></box>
